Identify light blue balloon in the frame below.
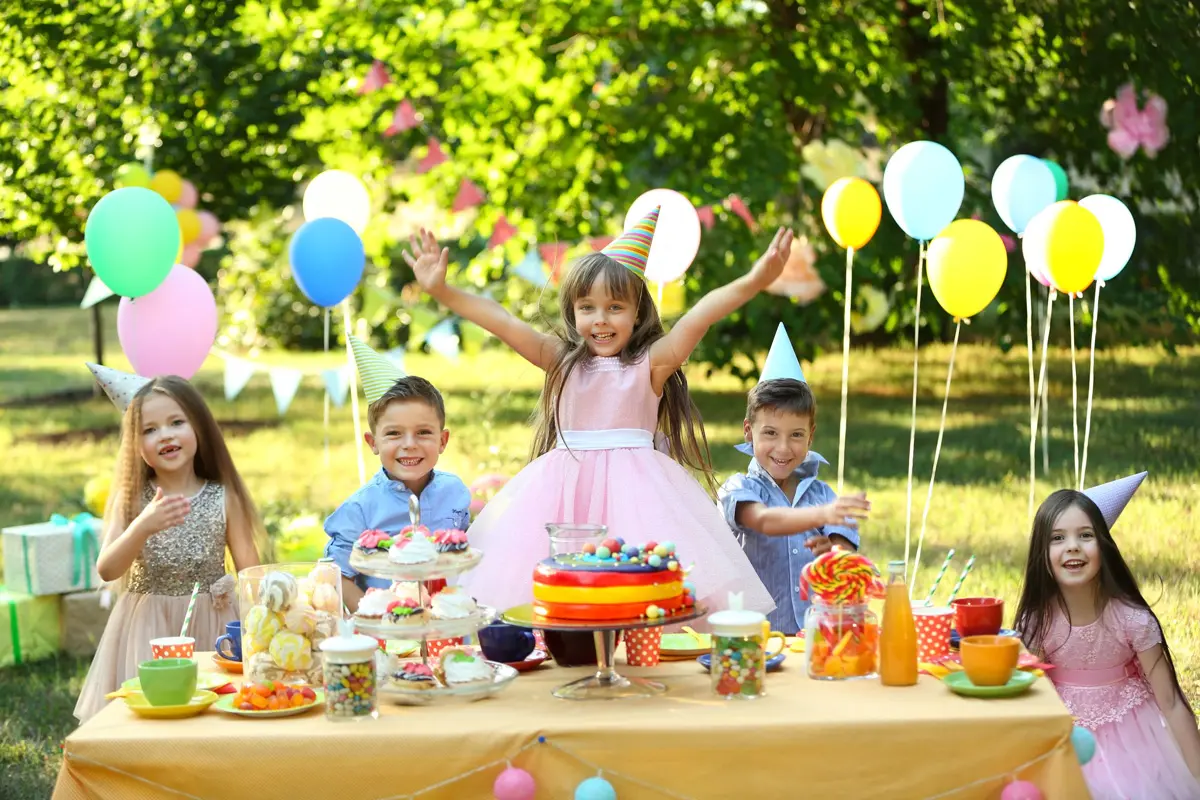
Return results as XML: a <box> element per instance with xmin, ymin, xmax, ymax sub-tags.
<box><xmin>288</xmin><ymin>218</ymin><xmax>366</xmax><ymax>307</ymax></box>
<box><xmin>575</xmin><ymin>776</ymin><xmax>617</xmax><ymax>800</ymax></box>
<box><xmin>1070</xmin><ymin>725</ymin><xmax>1096</xmax><ymax>765</ymax></box>
<box><xmin>882</xmin><ymin>141</ymin><xmax>965</xmax><ymax>241</ymax></box>
<box><xmin>991</xmin><ymin>155</ymin><xmax>1058</xmax><ymax>234</ymax></box>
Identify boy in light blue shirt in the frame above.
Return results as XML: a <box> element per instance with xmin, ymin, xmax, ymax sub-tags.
<box><xmin>718</xmin><ymin>324</ymin><xmax>870</xmax><ymax>634</ymax></box>
<box><xmin>325</xmin><ymin>337</ymin><xmax>470</xmax><ymax>611</ymax></box>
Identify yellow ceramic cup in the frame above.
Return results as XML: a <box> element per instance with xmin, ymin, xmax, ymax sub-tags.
<box><xmin>760</xmin><ymin>621</ymin><xmax>787</xmax><ymax>658</ymax></box>
<box><xmin>960</xmin><ymin>635</ymin><xmax>1019</xmax><ymax>686</ymax></box>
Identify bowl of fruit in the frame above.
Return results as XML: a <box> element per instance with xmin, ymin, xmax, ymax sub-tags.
<box><xmin>213</xmin><ymin>681</ymin><xmax>323</xmax><ymax>718</ymax></box>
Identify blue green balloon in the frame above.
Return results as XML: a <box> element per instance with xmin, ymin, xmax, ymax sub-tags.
<box><xmin>84</xmin><ymin>188</ymin><xmax>181</xmax><ymax>298</ymax></box>
<box><xmin>882</xmin><ymin>141</ymin><xmax>965</xmax><ymax>241</ymax></box>
<box><xmin>1042</xmin><ymin>159</ymin><xmax>1069</xmax><ymax>202</ymax></box>
<box><xmin>575</xmin><ymin>776</ymin><xmax>617</xmax><ymax>800</ymax></box>
<box><xmin>1070</xmin><ymin>725</ymin><xmax>1096</xmax><ymax>765</ymax></box>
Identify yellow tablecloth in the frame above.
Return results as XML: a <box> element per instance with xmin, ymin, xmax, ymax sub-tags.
<box><xmin>55</xmin><ymin>652</ymin><xmax>1087</xmax><ymax>799</ymax></box>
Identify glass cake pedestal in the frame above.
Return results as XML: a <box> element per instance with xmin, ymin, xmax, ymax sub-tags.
<box><xmin>502</xmin><ymin>603</ymin><xmax>706</xmax><ymax>700</ymax></box>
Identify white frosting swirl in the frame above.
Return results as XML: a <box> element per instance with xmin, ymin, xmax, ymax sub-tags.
<box><xmin>442</xmin><ymin>652</ymin><xmax>492</xmax><ymax>684</ymax></box>
<box><xmin>430</xmin><ymin>587</ymin><xmax>477</xmax><ymax>619</ymax></box>
<box><xmin>388</xmin><ymin>533</ymin><xmax>438</xmax><ymax>565</ymax></box>
<box><xmin>356</xmin><ymin>590</ymin><xmax>400</xmax><ymax>617</ymax></box>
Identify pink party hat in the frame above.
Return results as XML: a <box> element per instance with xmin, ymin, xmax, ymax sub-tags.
<box><xmin>87</xmin><ymin>363</ymin><xmax>151</xmax><ymax>412</ymax></box>
<box><xmin>1083</xmin><ymin>471</ymin><xmax>1148</xmax><ymax>529</ymax></box>
<box><xmin>602</xmin><ymin>206</ymin><xmax>659</xmax><ymax>280</ymax></box>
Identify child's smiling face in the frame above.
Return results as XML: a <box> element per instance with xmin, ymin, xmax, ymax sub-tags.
<box><xmin>365</xmin><ymin>399</ymin><xmax>449</xmax><ymax>493</ymax></box>
<box><xmin>744</xmin><ymin>407</ymin><xmax>815</xmax><ymax>485</ymax></box>
<box><xmin>572</xmin><ymin>274</ymin><xmax>637</xmax><ymax>357</ymax></box>
<box><xmin>139</xmin><ymin>394</ymin><xmax>198</xmax><ymax>475</ymax></box>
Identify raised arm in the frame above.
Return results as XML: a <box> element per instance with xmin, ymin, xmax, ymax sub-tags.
<box><xmin>404</xmin><ymin>229</ymin><xmax>558</xmax><ymax>370</ymax></box>
<box><xmin>649</xmin><ymin>227</ymin><xmax>792</xmax><ymax>393</ymax></box>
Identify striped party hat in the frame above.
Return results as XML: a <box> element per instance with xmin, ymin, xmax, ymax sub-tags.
<box><xmin>348</xmin><ymin>335</ymin><xmax>405</xmax><ymax>403</ymax></box>
<box><xmin>86</xmin><ymin>363</ymin><xmax>151</xmax><ymax>413</ymax></box>
<box><xmin>602</xmin><ymin>206</ymin><xmax>660</xmax><ymax>280</ymax></box>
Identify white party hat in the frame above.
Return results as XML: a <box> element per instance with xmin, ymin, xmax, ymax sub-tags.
<box><xmin>86</xmin><ymin>363</ymin><xmax>151</xmax><ymax>413</ymax></box>
<box><xmin>1082</xmin><ymin>471</ymin><xmax>1147</xmax><ymax>530</ymax></box>
<box><xmin>758</xmin><ymin>323</ymin><xmax>806</xmax><ymax>384</ymax></box>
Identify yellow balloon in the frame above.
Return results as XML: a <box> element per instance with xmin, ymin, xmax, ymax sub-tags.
<box><xmin>114</xmin><ymin>163</ymin><xmax>151</xmax><ymax>189</ymax></box>
<box><xmin>1023</xmin><ymin>201</ymin><xmax>1103</xmax><ymax>294</ymax></box>
<box><xmin>648</xmin><ymin>280</ymin><xmax>686</xmax><ymax>317</ymax></box>
<box><xmin>149</xmin><ymin>169</ymin><xmax>183</xmax><ymax>204</ymax></box>
<box><xmin>176</xmin><ymin>208</ymin><xmax>201</xmax><ymax>244</ymax></box>
<box><xmin>821</xmin><ymin>177</ymin><xmax>882</xmax><ymax>250</ymax></box>
<box><xmin>926</xmin><ymin>219</ymin><xmax>1008</xmax><ymax>319</ymax></box>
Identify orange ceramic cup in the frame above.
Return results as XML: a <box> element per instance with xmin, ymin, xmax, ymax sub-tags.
<box><xmin>959</xmin><ymin>635</ymin><xmax>1019</xmax><ymax>686</ymax></box>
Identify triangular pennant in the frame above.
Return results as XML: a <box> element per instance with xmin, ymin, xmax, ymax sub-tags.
<box><xmin>383</xmin><ymin>100</ymin><xmax>420</xmax><ymax>137</ymax></box>
<box><xmin>588</xmin><ymin>235</ymin><xmax>615</xmax><ymax>251</ymax></box>
<box><xmin>452</xmin><ymin>179</ymin><xmax>486</xmax><ymax>212</ymax></box>
<box><xmin>268</xmin><ymin>368</ymin><xmax>304</xmax><ymax>416</ymax></box>
<box><xmin>759</xmin><ymin>323</ymin><xmax>806</xmax><ymax>384</ymax></box>
<box><xmin>726</xmin><ymin>195</ymin><xmax>757</xmax><ymax>231</ymax></box>
<box><xmin>697</xmin><ymin>206</ymin><xmax>716</xmax><ymax>230</ymax></box>
<box><xmin>426</xmin><ymin>319</ymin><xmax>460</xmax><ymax>362</ymax></box>
<box><xmin>417</xmin><ymin>138</ymin><xmax>448</xmax><ymax>173</ymax></box>
<box><xmin>602</xmin><ymin>206</ymin><xmax>659</xmax><ymax>280</ymax></box>
<box><xmin>223</xmin><ymin>357</ymin><xmax>256</xmax><ymax>402</ymax></box>
<box><xmin>1083</xmin><ymin>472</ymin><xmax>1148</xmax><ymax>530</ymax></box>
<box><xmin>488</xmin><ymin>215</ymin><xmax>518</xmax><ymax>249</ymax></box>
<box><xmin>80</xmin><ymin>277</ymin><xmax>115</xmax><ymax>309</ymax></box>
<box><xmin>384</xmin><ymin>347</ymin><xmax>407</xmax><ymax>375</ymax></box>
<box><xmin>348</xmin><ymin>335</ymin><xmax>405</xmax><ymax>403</ymax></box>
<box><xmin>538</xmin><ymin>243</ymin><xmax>570</xmax><ymax>284</ymax></box>
<box><xmin>86</xmin><ymin>363</ymin><xmax>151</xmax><ymax>412</ymax></box>
<box><xmin>357</xmin><ymin>60</ymin><xmax>390</xmax><ymax>95</ymax></box>
<box><xmin>322</xmin><ymin>366</ymin><xmax>352</xmax><ymax>408</ymax></box>
<box><xmin>512</xmin><ymin>250</ymin><xmax>548</xmax><ymax>288</ymax></box>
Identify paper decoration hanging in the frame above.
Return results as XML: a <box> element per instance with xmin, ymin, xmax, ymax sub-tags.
<box><xmin>452</xmin><ymin>179</ymin><xmax>486</xmax><ymax>212</ymax></box>
<box><xmin>488</xmin><ymin>215</ymin><xmax>518</xmax><ymax>249</ymax></box>
<box><xmin>384</xmin><ymin>100</ymin><xmax>420</xmax><ymax>137</ymax></box>
<box><xmin>223</xmin><ymin>358</ymin><xmax>257</xmax><ymax>401</ymax></box>
<box><xmin>269</xmin><ymin>368</ymin><xmax>304</xmax><ymax>416</ymax></box>
<box><xmin>417</xmin><ymin>138</ymin><xmax>449</xmax><ymax>173</ymax></box>
<box><xmin>80</xmin><ymin>277</ymin><xmax>116</xmax><ymax>310</ymax></box>
<box><xmin>358</xmin><ymin>60</ymin><xmax>390</xmax><ymax>95</ymax></box>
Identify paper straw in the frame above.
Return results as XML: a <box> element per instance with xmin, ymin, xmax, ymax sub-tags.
<box><xmin>922</xmin><ymin>548</ymin><xmax>955</xmax><ymax>606</ymax></box>
<box><xmin>945</xmin><ymin>555</ymin><xmax>976</xmax><ymax>605</ymax></box>
<box><xmin>180</xmin><ymin>581</ymin><xmax>201</xmax><ymax>637</ymax></box>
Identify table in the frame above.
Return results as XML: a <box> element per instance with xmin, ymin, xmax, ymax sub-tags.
<box><xmin>54</xmin><ymin>651</ymin><xmax>1087</xmax><ymax>799</ymax></box>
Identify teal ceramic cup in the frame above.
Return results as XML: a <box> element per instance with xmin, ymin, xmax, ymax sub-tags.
<box><xmin>137</xmin><ymin>657</ymin><xmax>198</xmax><ymax>706</ymax></box>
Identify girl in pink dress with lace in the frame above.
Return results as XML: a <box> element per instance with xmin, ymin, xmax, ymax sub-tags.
<box><xmin>401</xmin><ymin>209</ymin><xmax>784</xmax><ymax>616</ymax></box>
<box><xmin>1014</xmin><ymin>475</ymin><xmax>1200</xmax><ymax>799</ymax></box>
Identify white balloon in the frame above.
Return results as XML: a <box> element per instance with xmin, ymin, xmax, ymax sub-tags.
<box><xmin>302</xmin><ymin>170</ymin><xmax>371</xmax><ymax>234</ymax></box>
<box><xmin>624</xmin><ymin>188</ymin><xmax>701</xmax><ymax>283</ymax></box>
<box><xmin>1021</xmin><ymin>207</ymin><xmax>1055</xmax><ymax>289</ymax></box>
<box><xmin>1078</xmin><ymin>194</ymin><xmax>1135</xmax><ymax>282</ymax></box>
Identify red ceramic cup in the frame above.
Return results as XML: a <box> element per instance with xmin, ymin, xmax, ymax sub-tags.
<box><xmin>951</xmin><ymin>597</ymin><xmax>1004</xmax><ymax>638</ymax></box>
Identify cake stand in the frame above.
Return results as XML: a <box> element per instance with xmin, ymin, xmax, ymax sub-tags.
<box><xmin>502</xmin><ymin>603</ymin><xmax>707</xmax><ymax>700</ymax></box>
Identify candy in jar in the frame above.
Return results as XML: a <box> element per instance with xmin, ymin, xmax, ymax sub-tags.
<box><xmin>319</xmin><ymin>626</ymin><xmax>380</xmax><ymax>721</ymax></box>
<box><xmin>804</xmin><ymin>601</ymin><xmax>878</xmax><ymax>680</ymax></box>
<box><xmin>707</xmin><ymin>602</ymin><xmax>771</xmax><ymax>699</ymax></box>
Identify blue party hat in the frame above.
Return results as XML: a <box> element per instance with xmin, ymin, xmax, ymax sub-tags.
<box><xmin>758</xmin><ymin>323</ymin><xmax>806</xmax><ymax>384</ymax></box>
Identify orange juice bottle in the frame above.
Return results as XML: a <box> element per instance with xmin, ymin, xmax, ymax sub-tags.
<box><xmin>879</xmin><ymin>560</ymin><xmax>918</xmax><ymax>686</ymax></box>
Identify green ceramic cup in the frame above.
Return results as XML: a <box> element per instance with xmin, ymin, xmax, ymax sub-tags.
<box><xmin>138</xmin><ymin>658</ymin><xmax>198</xmax><ymax>706</ymax></box>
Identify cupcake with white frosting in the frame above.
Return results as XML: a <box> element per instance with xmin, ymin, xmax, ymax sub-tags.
<box><xmin>387</xmin><ymin>532</ymin><xmax>438</xmax><ymax>566</ymax></box>
<box><xmin>429</xmin><ymin>586</ymin><xmax>478</xmax><ymax>620</ymax></box>
<box><xmin>438</xmin><ymin>648</ymin><xmax>492</xmax><ymax>685</ymax></box>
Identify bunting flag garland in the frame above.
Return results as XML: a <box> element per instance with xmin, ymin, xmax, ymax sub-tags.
<box><xmin>488</xmin><ymin>215</ymin><xmax>518</xmax><ymax>249</ymax></box>
<box><xmin>425</xmin><ymin>319</ymin><xmax>461</xmax><ymax>362</ymax></box>
<box><xmin>417</xmin><ymin>138</ymin><xmax>449</xmax><ymax>173</ymax></box>
<box><xmin>357</xmin><ymin>59</ymin><xmax>390</xmax><ymax>94</ymax></box>
<box><xmin>452</xmin><ymin>179</ymin><xmax>486</xmax><ymax>213</ymax></box>
<box><xmin>384</xmin><ymin>100</ymin><xmax>420</xmax><ymax>137</ymax></box>
<box><xmin>212</xmin><ymin>350</ymin><xmax>389</xmax><ymax>416</ymax></box>
<box><xmin>511</xmin><ymin>249</ymin><xmax>549</xmax><ymax>288</ymax></box>
<box><xmin>269</xmin><ymin>368</ymin><xmax>304</xmax><ymax>416</ymax></box>
<box><xmin>697</xmin><ymin>205</ymin><xmax>715</xmax><ymax>230</ymax></box>
<box><xmin>223</xmin><ymin>357</ymin><xmax>257</xmax><ymax>402</ymax></box>
<box><xmin>80</xmin><ymin>277</ymin><xmax>116</xmax><ymax>309</ymax></box>
<box><xmin>322</xmin><ymin>366</ymin><xmax>353</xmax><ymax>408</ymax></box>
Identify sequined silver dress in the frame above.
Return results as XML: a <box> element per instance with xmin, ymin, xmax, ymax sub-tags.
<box><xmin>74</xmin><ymin>483</ymin><xmax>238</xmax><ymax>723</ymax></box>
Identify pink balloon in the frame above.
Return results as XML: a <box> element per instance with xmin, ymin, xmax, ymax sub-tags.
<box><xmin>118</xmin><ymin>266</ymin><xmax>217</xmax><ymax>379</ymax></box>
<box><xmin>493</xmin><ymin>767</ymin><xmax>536</xmax><ymax>800</ymax></box>
<box><xmin>180</xmin><ymin>243</ymin><xmax>202</xmax><ymax>268</ymax></box>
<box><xmin>175</xmin><ymin>180</ymin><xmax>198</xmax><ymax>210</ymax></box>
<box><xmin>1000</xmin><ymin>780</ymin><xmax>1043</xmax><ymax>800</ymax></box>
<box><xmin>197</xmin><ymin>211</ymin><xmax>220</xmax><ymax>249</ymax></box>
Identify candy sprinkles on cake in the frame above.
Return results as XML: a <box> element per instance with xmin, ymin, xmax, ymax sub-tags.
<box><xmin>532</xmin><ymin>539</ymin><xmax>697</xmax><ymax>622</ymax></box>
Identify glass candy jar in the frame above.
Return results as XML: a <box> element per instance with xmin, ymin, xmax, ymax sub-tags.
<box><xmin>708</xmin><ymin>608</ymin><xmax>772</xmax><ymax>699</ymax></box>
<box><xmin>320</xmin><ymin>629</ymin><xmax>379</xmax><ymax>721</ymax></box>
<box><xmin>804</xmin><ymin>601</ymin><xmax>879</xmax><ymax>681</ymax></box>
<box><xmin>546</xmin><ymin>523</ymin><xmax>607</xmax><ymax>559</ymax></box>
<box><xmin>238</xmin><ymin>562</ymin><xmax>343</xmax><ymax>686</ymax></box>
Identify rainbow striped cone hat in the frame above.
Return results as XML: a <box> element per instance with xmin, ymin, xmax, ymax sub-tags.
<box><xmin>87</xmin><ymin>363</ymin><xmax>151</xmax><ymax>413</ymax></box>
<box><xmin>1083</xmin><ymin>471</ymin><xmax>1147</xmax><ymax>530</ymax></box>
<box><xmin>602</xmin><ymin>206</ymin><xmax>660</xmax><ymax>280</ymax></box>
<box><xmin>348</xmin><ymin>335</ymin><xmax>405</xmax><ymax>403</ymax></box>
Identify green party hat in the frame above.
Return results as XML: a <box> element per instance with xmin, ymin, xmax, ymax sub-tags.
<box><xmin>348</xmin><ymin>335</ymin><xmax>405</xmax><ymax>403</ymax></box>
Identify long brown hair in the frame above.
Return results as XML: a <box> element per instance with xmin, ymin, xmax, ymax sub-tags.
<box><xmin>529</xmin><ymin>253</ymin><xmax>718</xmax><ymax>493</ymax></box>
<box><xmin>1014</xmin><ymin>489</ymin><xmax>1190</xmax><ymax>716</ymax></box>
<box><xmin>106</xmin><ymin>376</ymin><xmax>270</xmax><ymax>564</ymax></box>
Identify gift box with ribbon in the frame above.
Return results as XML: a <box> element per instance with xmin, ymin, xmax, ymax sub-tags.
<box><xmin>2</xmin><ymin>513</ymin><xmax>102</xmax><ymax>596</ymax></box>
<box><xmin>0</xmin><ymin>585</ymin><xmax>62</xmax><ymax>667</ymax></box>
<box><xmin>62</xmin><ymin>589</ymin><xmax>113</xmax><ymax>657</ymax></box>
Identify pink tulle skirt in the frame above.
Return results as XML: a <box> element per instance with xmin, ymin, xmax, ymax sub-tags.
<box><xmin>1083</xmin><ymin>698</ymin><xmax>1200</xmax><ymax>799</ymax></box>
<box><xmin>460</xmin><ymin>447</ymin><xmax>775</xmax><ymax>620</ymax></box>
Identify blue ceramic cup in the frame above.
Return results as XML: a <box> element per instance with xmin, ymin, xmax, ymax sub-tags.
<box><xmin>477</xmin><ymin>622</ymin><xmax>536</xmax><ymax>663</ymax></box>
<box><xmin>215</xmin><ymin>620</ymin><xmax>242</xmax><ymax>662</ymax></box>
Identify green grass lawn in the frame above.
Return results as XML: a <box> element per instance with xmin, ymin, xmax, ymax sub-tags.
<box><xmin>1</xmin><ymin>305</ymin><xmax>1198</xmax><ymax>797</ymax></box>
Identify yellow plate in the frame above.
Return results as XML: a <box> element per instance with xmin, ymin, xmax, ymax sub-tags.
<box><xmin>124</xmin><ymin>690</ymin><xmax>219</xmax><ymax>719</ymax></box>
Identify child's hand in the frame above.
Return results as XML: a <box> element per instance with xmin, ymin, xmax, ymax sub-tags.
<box><xmin>137</xmin><ymin>487</ymin><xmax>191</xmax><ymax>536</ymax></box>
<box><xmin>748</xmin><ymin>227</ymin><xmax>794</xmax><ymax>289</ymax></box>
<box><xmin>403</xmin><ymin>228</ymin><xmax>450</xmax><ymax>293</ymax></box>
<box><xmin>805</xmin><ymin>534</ymin><xmax>834</xmax><ymax>556</ymax></box>
<box><xmin>822</xmin><ymin>492</ymin><xmax>871</xmax><ymax>528</ymax></box>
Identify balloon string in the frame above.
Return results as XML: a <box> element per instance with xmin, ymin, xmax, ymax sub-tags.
<box><xmin>1080</xmin><ymin>283</ymin><xmax>1102</xmax><ymax>489</ymax></box>
<box><xmin>910</xmin><ymin>319</ymin><xmax>961</xmax><ymax>601</ymax></box>
<box><xmin>836</xmin><ymin>246</ymin><xmax>854</xmax><ymax>494</ymax></box>
<box><xmin>323</xmin><ymin>308</ymin><xmax>331</xmax><ymax>469</ymax></box>
<box><xmin>903</xmin><ymin>241</ymin><xmax>926</xmax><ymax>584</ymax></box>
<box><xmin>342</xmin><ymin>301</ymin><xmax>367</xmax><ymax>484</ymax></box>
<box><xmin>1025</xmin><ymin>270</ymin><xmax>1036</xmax><ymax>526</ymax></box>
<box><xmin>1068</xmin><ymin>294</ymin><xmax>1080</xmax><ymax>488</ymax></box>
<box><xmin>1029</xmin><ymin>292</ymin><xmax>1056</xmax><ymax>501</ymax></box>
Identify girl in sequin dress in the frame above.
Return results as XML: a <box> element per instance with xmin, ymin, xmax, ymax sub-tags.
<box><xmin>401</xmin><ymin>212</ymin><xmax>786</xmax><ymax>616</ymax></box>
<box><xmin>74</xmin><ymin>376</ymin><xmax>266</xmax><ymax>722</ymax></box>
<box><xmin>1015</xmin><ymin>485</ymin><xmax>1200</xmax><ymax>798</ymax></box>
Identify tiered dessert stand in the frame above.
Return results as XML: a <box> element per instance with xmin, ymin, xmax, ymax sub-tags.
<box><xmin>352</xmin><ymin>497</ymin><xmax>517</xmax><ymax>705</ymax></box>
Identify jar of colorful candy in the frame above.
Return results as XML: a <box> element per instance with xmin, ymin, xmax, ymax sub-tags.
<box><xmin>707</xmin><ymin>608</ymin><xmax>770</xmax><ymax>699</ymax></box>
<box><xmin>319</xmin><ymin>629</ymin><xmax>380</xmax><ymax>721</ymax></box>
<box><xmin>804</xmin><ymin>601</ymin><xmax>878</xmax><ymax>680</ymax></box>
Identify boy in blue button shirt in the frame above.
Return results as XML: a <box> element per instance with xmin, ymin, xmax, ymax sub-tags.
<box><xmin>325</xmin><ymin>337</ymin><xmax>470</xmax><ymax>611</ymax></box>
<box><xmin>718</xmin><ymin>324</ymin><xmax>870</xmax><ymax>634</ymax></box>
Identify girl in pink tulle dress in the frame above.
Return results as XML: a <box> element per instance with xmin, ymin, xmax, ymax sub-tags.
<box><xmin>401</xmin><ymin>214</ymin><xmax>788</xmax><ymax>616</ymax></box>
<box><xmin>1015</xmin><ymin>485</ymin><xmax>1200</xmax><ymax>799</ymax></box>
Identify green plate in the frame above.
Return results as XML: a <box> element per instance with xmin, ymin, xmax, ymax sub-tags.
<box><xmin>944</xmin><ymin>670</ymin><xmax>1036</xmax><ymax>698</ymax></box>
<box><xmin>659</xmin><ymin>633</ymin><xmax>711</xmax><ymax>654</ymax></box>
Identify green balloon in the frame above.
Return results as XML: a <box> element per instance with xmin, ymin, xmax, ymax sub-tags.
<box><xmin>84</xmin><ymin>187</ymin><xmax>180</xmax><ymax>298</ymax></box>
<box><xmin>1042</xmin><ymin>159</ymin><xmax>1069</xmax><ymax>201</ymax></box>
<box><xmin>114</xmin><ymin>162</ymin><xmax>152</xmax><ymax>189</ymax></box>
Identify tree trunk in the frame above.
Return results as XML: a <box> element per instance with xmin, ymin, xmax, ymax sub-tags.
<box><xmin>91</xmin><ymin>303</ymin><xmax>104</xmax><ymax>396</ymax></box>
